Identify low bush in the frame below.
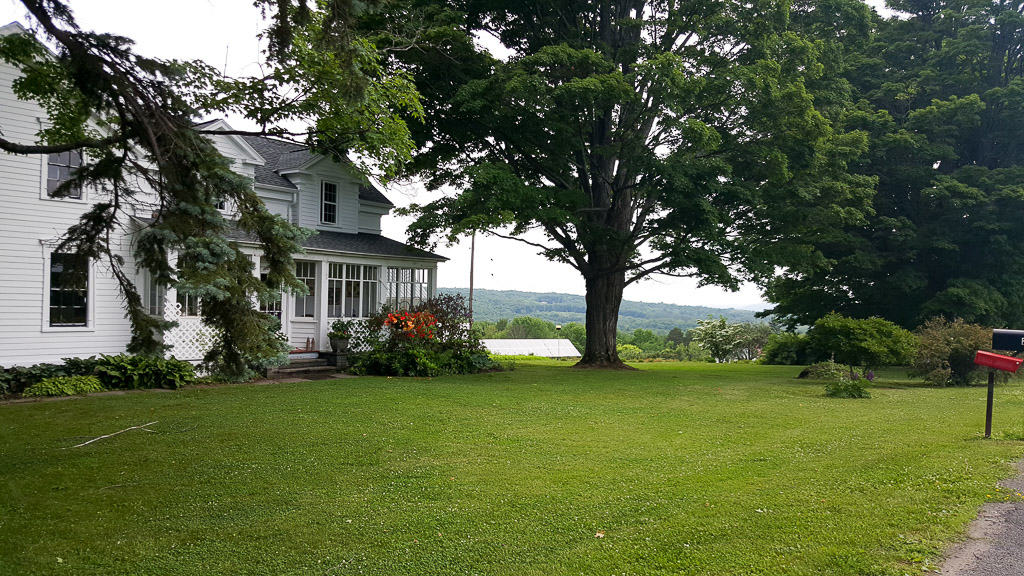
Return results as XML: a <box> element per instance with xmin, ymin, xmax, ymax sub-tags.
<box><xmin>2</xmin><ymin>354</ymin><xmax>195</xmax><ymax>396</ymax></box>
<box><xmin>799</xmin><ymin>360</ymin><xmax>850</xmax><ymax>381</ymax></box>
<box><xmin>617</xmin><ymin>344</ymin><xmax>643</xmax><ymax>361</ymax></box>
<box><xmin>23</xmin><ymin>375</ymin><xmax>105</xmax><ymax>397</ymax></box>
<box><xmin>806</xmin><ymin>313</ymin><xmax>916</xmax><ymax>369</ymax></box>
<box><xmin>93</xmin><ymin>355</ymin><xmax>195</xmax><ymax>390</ymax></box>
<box><xmin>0</xmin><ymin>356</ymin><xmax>101</xmax><ymax>396</ymax></box>
<box><xmin>913</xmin><ymin>317</ymin><xmax>991</xmax><ymax>386</ymax></box>
<box><xmin>760</xmin><ymin>333</ymin><xmax>812</xmax><ymax>365</ymax></box>
<box><xmin>825</xmin><ymin>379</ymin><xmax>871</xmax><ymax>399</ymax></box>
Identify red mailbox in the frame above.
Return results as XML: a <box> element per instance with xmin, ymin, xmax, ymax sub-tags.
<box><xmin>974</xmin><ymin>350</ymin><xmax>1024</xmax><ymax>373</ymax></box>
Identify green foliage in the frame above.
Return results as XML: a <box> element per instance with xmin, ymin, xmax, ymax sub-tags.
<box><xmin>202</xmin><ymin>310</ymin><xmax>290</xmax><ymax>382</ymax></box>
<box><xmin>825</xmin><ymin>379</ymin><xmax>871</xmax><ymax>399</ymax></box>
<box><xmin>351</xmin><ymin>294</ymin><xmax>498</xmax><ymax>377</ymax></box>
<box><xmin>801</xmin><ymin>360</ymin><xmax>851</xmax><ymax>381</ymax></box>
<box><xmin>913</xmin><ymin>317</ymin><xmax>993</xmax><ymax>386</ymax></box>
<box><xmin>94</xmin><ymin>355</ymin><xmax>196</xmax><ymax>390</ymax></box>
<box><xmin>396</xmin><ymin>2</ymin><xmax>873</xmax><ymax>364</ymax></box>
<box><xmin>766</xmin><ymin>0</ymin><xmax>1024</xmax><ymax>329</ymax></box>
<box><xmin>616</xmin><ymin>344</ymin><xmax>643</xmax><ymax>362</ymax></box>
<box><xmin>806</xmin><ymin>314</ymin><xmax>917</xmax><ymax>368</ymax></box>
<box><xmin>690</xmin><ymin>317</ymin><xmax>743</xmax><ymax>363</ymax></box>
<box><xmin>23</xmin><ymin>375</ymin><xmax>105</xmax><ymax>398</ymax></box>
<box><xmin>0</xmin><ymin>356</ymin><xmax>102</xmax><ymax>396</ymax></box>
<box><xmin>328</xmin><ymin>319</ymin><xmax>355</xmax><ymax>340</ymax></box>
<box><xmin>761</xmin><ymin>333</ymin><xmax>812</xmax><ymax>366</ymax></box>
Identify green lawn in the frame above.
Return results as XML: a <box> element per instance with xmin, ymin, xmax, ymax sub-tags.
<box><xmin>2</xmin><ymin>361</ymin><xmax>1024</xmax><ymax>576</ymax></box>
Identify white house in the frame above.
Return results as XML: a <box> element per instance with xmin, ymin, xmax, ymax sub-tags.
<box><xmin>0</xmin><ymin>21</ymin><xmax>445</xmax><ymax>366</ymax></box>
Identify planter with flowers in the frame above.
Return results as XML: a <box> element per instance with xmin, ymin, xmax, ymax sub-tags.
<box><xmin>328</xmin><ymin>319</ymin><xmax>354</xmax><ymax>353</ymax></box>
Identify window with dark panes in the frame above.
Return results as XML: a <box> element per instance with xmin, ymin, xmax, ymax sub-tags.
<box><xmin>259</xmin><ymin>271</ymin><xmax>283</xmax><ymax>318</ymax></box>
<box><xmin>321</xmin><ymin>182</ymin><xmax>338</xmax><ymax>224</ymax></box>
<box><xmin>295</xmin><ymin>261</ymin><xmax>317</xmax><ymax>317</ymax></box>
<box><xmin>47</xmin><ymin>151</ymin><xmax>83</xmax><ymax>198</ymax></box>
<box><xmin>49</xmin><ymin>253</ymin><xmax>89</xmax><ymax>326</ymax></box>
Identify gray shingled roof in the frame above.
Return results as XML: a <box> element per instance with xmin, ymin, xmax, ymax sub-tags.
<box><xmin>227</xmin><ymin>226</ymin><xmax>446</xmax><ymax>261</ymax></box>
<box><xmin>133</xmin><ymin>216</ymin><xmax>446</xmax><ymax>261</ymax></box>
<box><xmin>238</xmin><ymin>134</ymin><xmax>394</xmax><ymax>206</ymax></box>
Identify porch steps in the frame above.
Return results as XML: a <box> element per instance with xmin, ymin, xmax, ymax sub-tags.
<box><xmin>267</xmin><ymin>356</ymin><xmax>338</xmax><ymax>378</ymax></box>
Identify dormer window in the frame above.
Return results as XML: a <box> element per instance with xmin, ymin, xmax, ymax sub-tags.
<box><xmin>321</xmin><ymin>181</ymin><xmax>338</xmax><ymax>224</ymax></box>
<box><xmin>47</xmin><ymin>150</ymin><xmax>83</xmax><ymax>198</ymax></box>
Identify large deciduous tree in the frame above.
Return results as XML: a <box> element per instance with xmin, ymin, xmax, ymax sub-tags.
<box><xmin>765</xmin><ymin>0</ymin><xmax>1024</xmax><ymax>329</ymax></box>
<box><xmin>384</xmin><ymin>0</ymin><xmax>874</xmax><ymax>367</ymax></box>
<box><xmin>0</xmin><ymin>0</ymin><xmax>421</xmax><ymax>378</ymax></box>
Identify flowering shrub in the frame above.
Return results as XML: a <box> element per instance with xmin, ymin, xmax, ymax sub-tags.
<box><xmin>351</xmin><ymin>294</ymin><xmax>498</xmax><ymax>377</ymax></box>
<box><xmin>384</xmin><ymin>311</ymin><xmax>437</xmax><ymax>341</ymax></box>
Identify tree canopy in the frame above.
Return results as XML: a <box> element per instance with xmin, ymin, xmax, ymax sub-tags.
<box><xmin>384</xmin><ymin>0</ymin><xmax>875</xmax><ymax>366</ymax></box>
<box><xmin>765</xmin><ymin>0</ymin><xmax>1024</xmax><ymax>329</ymax></box>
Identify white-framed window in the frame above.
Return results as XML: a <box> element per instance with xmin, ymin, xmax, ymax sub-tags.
<box><xmin>176</xmin><ymin>291</ymin><xmax>200</xmax><ymax>317</ymax></box>
<box><xmin>321</xmin><ymin>181</ymin><xmax>338</xmax><ymax>224</ymax></box>
<box><xmin>294</xmin><ymin>261</ymin><xmax>316</xmax><ymax>318</ymax></box>
<box><xmin>45</xmin><ymin>150</ymin><xmax>84</xmax><ymax>199</ymax></box>
<box><xmin>259</xmin><ymin>270</ymin><xmax>283</xmax><ymax>318</ymax></box>
<box><xmin>385</xmin><ymin>267</ymin><xmax>430</xmax><ymax>310</ymax></box>
<box><xmin>327</xmin><ymin>264</ymin><xmax>380</xmax><ymax>318</ymax></box>
<box><xmin>41</xmin><ymin>246</ymin><xmax>94</xmax><ymax>331</ymax></box>
<box><xmin>146</xmin><ymin>277</ymin><xmax>166</xmax><ymax>316</ymax></box>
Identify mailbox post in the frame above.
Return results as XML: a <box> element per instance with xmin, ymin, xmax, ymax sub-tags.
<box><xmin>974</xmin><ymin>330</ymin><xmax>1024</xmax><ymax>438</ymax></box>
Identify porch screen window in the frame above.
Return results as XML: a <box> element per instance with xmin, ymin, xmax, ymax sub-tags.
<box><xmin>328</xmin><ymin>264</ymin><xmax>379</xmax><ymax>318</ymax></box>
<box><xmin>295</xmin><ymin>261</ymin><xmax>316</xmax><ymax>317</ymax></box>
<box><xmin>327</xmin><ymin>263</ymin><xmax>344</xmax><ymax>318</ymax></box>
<box><xmin>49</xmin><ymin>253</ymin><xmax>89</xmax><ymax>326</ymax></box>
<box><xmin>176</xmin><ymin>292</ymin><xmax>200</xmax><ymax>317</ymax></box>
<box><xmin>47</xmin><ymin>151</ymin><xmax>83</xmax><ymax>198</ymax></box>
<box><xmin>321</xmin><ymin>182</ymin><xmax>338</xmax><ymax>224</ymax></box>
<box><xmin>259</xmin><ymin>271</ymin><xmax>282</xmax><ymax>318</ymax></box>
<box><xmin>385</xmin><ymin>267</ymin><xmax>429</xmax><ymax>310</ymax></box>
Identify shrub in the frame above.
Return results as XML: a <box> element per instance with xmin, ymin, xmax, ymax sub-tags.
<box><xmin>760</xmin><ymin>333</ymin><xmax>812</xmax><ymax>365</ymax></box>
<box><xmin>799</xmin><ymin>360</ymin><xmax>850</xmax><ymax>381</ymax></box>
<box><xmin>94</xmin><ymin>355</ymin><xmax>195</xmax><ymax>390</ymax></box>
<box><xmin>806</xmin><ymin>313</ymin><xmax>917</xmax><ymax>369</ymax></box>
<box><xmin>23</xmin><ymin>375</ymin><xmax>105</xmax><ymax>397</ymax></box>
<box><xmin>912</xmin><ymin>317</ymin><xmax>992</xmax><ymax>386</ymax></box>
<box><xmin>351</xmin><ymin>294</ymin><xmax>499</xmax><ymax>377</ymax></box>
<box><xmin>0</xmin><ymin>356</ymin><xmax>102</xmax><ymax>396</ymax></box>
<box><xmin>690</xmin><ymin>316</ymin><xmax>742</xmax><ymax>362</ymax></box>
<box><xmin>203</xmin><ymin>313</ymin><xmax>289</xmax><ymax>381</ymax></box>
<box><xmin>825</xmin><ymin>379</ymin><xmax>871</xmax><ymax>399</ymax></box>
<box><xmin>616</xmin><ymin>344</ymin><xmax>643</xmax><ymax>361</ymax></box>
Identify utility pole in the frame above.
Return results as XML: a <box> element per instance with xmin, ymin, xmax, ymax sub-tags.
<box><xmin>468</xmin><ymin>231</ymin><xmax>476</xmax><ymax>328</ymax></box>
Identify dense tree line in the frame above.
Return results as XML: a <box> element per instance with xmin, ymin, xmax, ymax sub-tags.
<box><xmin>766</xmin><ymin>0</ymin><xmax>1024</xmax><ymax>329</ymax></box>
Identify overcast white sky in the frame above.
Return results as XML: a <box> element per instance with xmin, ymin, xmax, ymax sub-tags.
<box><xmin>0</xmin><ymin>0</ymin><xmax>890</xmax><ymax>310</ymax></box>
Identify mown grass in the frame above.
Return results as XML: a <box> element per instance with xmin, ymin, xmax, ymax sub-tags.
<box><xmin>2</xmin><ymin>361</ymin><xmax>1024</xmax><ymax>575</ymax></box>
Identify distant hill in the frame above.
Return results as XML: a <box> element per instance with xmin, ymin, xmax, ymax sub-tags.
<box><xmin>439</xmin><ymin>288</ymin><xmax>762</xmax><ymax>333</ymax></box>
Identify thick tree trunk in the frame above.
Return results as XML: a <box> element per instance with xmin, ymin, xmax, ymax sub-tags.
<box><xmin>576</xmin><ymin>268</ymin><xmax>631</xmax><ymax>369</ymax></box>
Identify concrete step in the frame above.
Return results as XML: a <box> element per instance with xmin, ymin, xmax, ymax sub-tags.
<box><xmin>267</xmin><ymin>364</ymin><xmax>339</xmax><ymax>378</ymax></box>
<box><xmin>287</xmin><ymin>358</ymin><xmax>330</xmax><ymax>368</ymax></box>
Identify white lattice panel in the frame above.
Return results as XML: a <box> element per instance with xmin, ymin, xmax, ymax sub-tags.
<box><xmin>347</xmin><ymin>320</ymin><xmax>385</xmax><ymax>352</ymax></box>
<box><xmin>163</xmin><ymin>301</ymin><xmax>219</xmax><ymax>361</ymax></box>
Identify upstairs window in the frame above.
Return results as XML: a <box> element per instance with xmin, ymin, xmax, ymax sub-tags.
<box><xmin>47</xmin><ymin>151</ymin><xmax>83</xmax><ymax>198</ymax></box>
<box><xmin>49</xmin><ymin>253</ymin><xmax>89</xmax><ymax>327</ymax></box>
<box><xmin>321</xmin><ymin>181</ymin><xmax>338</xmax><ymax>224</ymax></box>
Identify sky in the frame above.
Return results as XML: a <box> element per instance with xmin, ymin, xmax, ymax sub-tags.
<box><xmin>0</xmin><ymin>0</ymin><xmax>890</xmax><ymax>311</ymax></box>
